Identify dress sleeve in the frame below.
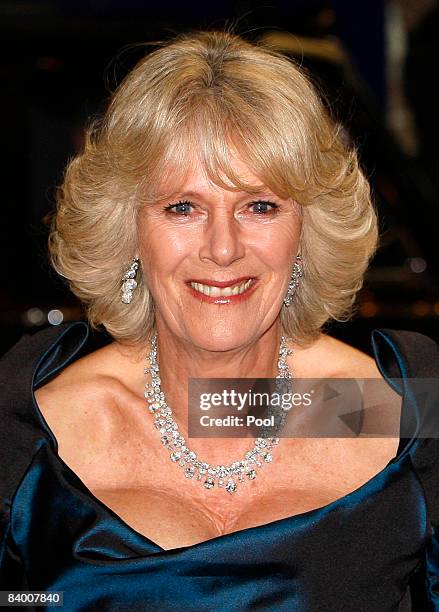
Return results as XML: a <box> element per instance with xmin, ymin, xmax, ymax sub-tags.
<box><xmin>0</xmin><ymin>334</ymin><xmax>37</xmax><ymax>588</ymax></box>
<box><xmin>423</xmin><ymin>429</ymin><xmax>439</xmax><ymax>610</ymax></box>
<box><xmin>408</xmin><ymin>435</ymin><xmax>439</xmax><ymax>610</ymax></box>
<box><xmin>0</xmin><ymin>327</ymin><xmax>75</xmax><ymax>589</ymax></box>
<box><xmin>0</xmin><ymin>500</ymin><xmax>26</xmax><ymax>589</ymax></box>
<box><xmin>407</xmin><ymin>513</ymin><xmax>439</xmax><ymax>610</ymax></box>
<box><xmin>409</xmin><ymin>334</ymin><xmax>439</xmax><ymax>611</ymax></box>
<box><xmin>375</xmin><ymin>329</ymin><xmax>439</xmax><ymax>610</ymax></box>
<box><xmin>425</xmin><ymin>524</ymin><xmax>439</xmax><ymax>610</ymax></box>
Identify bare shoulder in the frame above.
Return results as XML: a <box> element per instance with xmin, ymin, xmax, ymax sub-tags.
<box><xmin>34</xmin><ymin>342</ymin><xmax>145</xmax><ymax>461</ymax></box>
<box><xmin>289</xmin><ymin>332</ymin><xmax>381</xmax><ymax>379</ymax></box>
<box><xmin>36</xmin><ymin>338</ymin><xmax>146</xmax><ymax>397</ymax></box>
<box><xmin>35</xmin><ymin>344</ymin><xmax>125</xmax><ymax>407</ymax></box>
<box><xmin>288</xmin><ymin>332</ymin><xmax>402</xmax><ymax>457</ymax></box>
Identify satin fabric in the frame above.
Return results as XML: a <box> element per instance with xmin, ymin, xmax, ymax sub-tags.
<box><xmin>0</xmin><ymin>323</ymin><xmax>438</xmax><ymax>611</ymax></box>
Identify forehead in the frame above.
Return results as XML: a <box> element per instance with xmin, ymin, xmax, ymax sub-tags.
<box><xmin>151</xmin><ymin>149</ymin><xmax>268</xmax><ymax>201</ymax></box>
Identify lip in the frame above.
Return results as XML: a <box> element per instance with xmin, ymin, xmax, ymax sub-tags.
<box><xmin>185</xmin><ymin>276</ymin><xmax>255</xmax><ymax>288</ymax></box>
<box><xmin>185</xmin><ymin>278</ymin><xmax>259</xmax><ymax>305</ymax></box>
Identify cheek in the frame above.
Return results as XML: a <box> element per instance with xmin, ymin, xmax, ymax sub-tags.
<box><xmin>250</xmin><ymin>224</ymin><xmax>300</xmax><ymax>268</ymax></box>
<box><xmin>138</xmin><ymin>221</ymin><xmax>194</xmax><ymax>279</ymax></box>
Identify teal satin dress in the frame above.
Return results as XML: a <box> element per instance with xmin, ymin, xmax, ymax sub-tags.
<box><xmin>0</xmin><ymin>323</ymin><xmax>438</xmax><ymax>611</ymax></box>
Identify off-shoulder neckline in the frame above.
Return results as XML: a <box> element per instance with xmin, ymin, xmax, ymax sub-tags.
<box><xmin>29</xmin><ymin>322</ymin><xmax>420</xmax><ymax>554</ymax></box>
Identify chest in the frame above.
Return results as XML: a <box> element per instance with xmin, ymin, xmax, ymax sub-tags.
<box><xmin>87</xmin><ymin>484</ymin><xmax>340</xmax><ymax>550</ymax></box>
<box><xmin>71</xmin><ymin>436</ymin><xmax>400</xmax><ymax>551</ymax></box>
<box><xmin>35</xmin><ymin>379</ymin><xmax>402</xmax><ymax>551</ymax></box>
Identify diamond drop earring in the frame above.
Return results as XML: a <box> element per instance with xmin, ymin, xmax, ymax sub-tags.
<box><xmin>121</xmin><ymin>257</ymin><xmax>140</xmax><ymax>304</ymax></box>
<box><xmin>283</xmin><ymin>253</ymin><xmax>303</xmax><ymax>307</ymax></box>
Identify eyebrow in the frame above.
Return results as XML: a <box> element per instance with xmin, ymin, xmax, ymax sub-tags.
<box><xmin>156</xmin><ymin>188</ymin><xmax>279</xmax><ymax>201</ymax></box>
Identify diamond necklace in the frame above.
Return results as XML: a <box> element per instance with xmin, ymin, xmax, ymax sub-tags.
<box><xmin>143</xmin><ymin>333</ymin><xmax>293</xmax><ymax>495</ymax></box>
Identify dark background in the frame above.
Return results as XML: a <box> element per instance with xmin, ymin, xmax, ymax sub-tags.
<box><xmin>1</xmin><ymin>0</ymin><xmax>438</xmax><ymax>356</ymax></box>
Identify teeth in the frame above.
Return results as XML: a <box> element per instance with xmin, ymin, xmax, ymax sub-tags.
<box><xmin>190</xmin><ymin>279</ymin><xmax>253</xmax><ymax>297</ymax></box>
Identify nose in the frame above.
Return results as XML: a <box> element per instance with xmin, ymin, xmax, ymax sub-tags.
<box><xmin>198</xmin><ymin>210</ymin><xmax>245</xmax><ymax>267</ymax></box>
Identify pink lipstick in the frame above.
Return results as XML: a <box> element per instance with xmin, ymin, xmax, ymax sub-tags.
<box><xmin>185</xmin><ymin>277</ymin><xmax>259</xmax><ymax>304</ymax></box>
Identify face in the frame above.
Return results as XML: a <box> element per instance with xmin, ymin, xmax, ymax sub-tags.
<box><xmin>137</xmin><ymin>152</ymin><xmax>302</xmax><ymax>351</ymax></box>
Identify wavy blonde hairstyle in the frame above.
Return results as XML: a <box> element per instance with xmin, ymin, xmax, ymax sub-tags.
<box><xmin>49</xmin><ymin>30</ymin><xmax>378</xmax><ymax>347</ymax></box>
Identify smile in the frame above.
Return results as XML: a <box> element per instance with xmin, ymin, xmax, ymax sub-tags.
<box><xmin>190</xmin><ymin>278</ymin><xmax>252</xmax><ymax>297</ymax></box>
<box><xmin>185</xmin><ymin>277</ymin><xmax>258</xmax><ymax>304</ymax></box>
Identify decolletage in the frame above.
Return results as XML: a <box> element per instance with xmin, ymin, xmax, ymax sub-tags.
<box><xmin>29</xmin><ymin>325</ymin><xmax>409</xmax><ymax>552</ymax></box>
<box><xmin>2</xmin><ymin>322</ymin><xmax>439</xmax><ymax>611</ymax></box>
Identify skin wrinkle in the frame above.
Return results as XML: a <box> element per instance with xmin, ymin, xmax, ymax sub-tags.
<box><xmin>37</xmin><ymin>33</ymin><xmax>397</xmax><ymax>550</ymax></box>
<box><xmin>139</xmin><ymin>156</ymin><xmax>301</xmax><ymax>351</ymax></box>
<box><xmin>137</xmin><ymin>152</ymin><xmax>301</xmax><ymax>457</ymax></box>
<box><xmin>49</xmin><ymin>32</ymin><xmax>378</xmax><ymax>348</ymax></box>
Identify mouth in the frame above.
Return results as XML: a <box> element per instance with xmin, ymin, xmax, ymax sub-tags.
<box><xmin>185</xmin><ymin>276</ymin><xmax>259</xmax><ymax>304</ymax></box>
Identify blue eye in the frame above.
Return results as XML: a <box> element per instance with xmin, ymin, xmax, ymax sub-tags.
<box><xmin>250</xmin><ymin>200</ymin><xmax>279</xmax><ymax>214</ymax></box>
<box><xmin>164</xmin><ymin>200</ymin><xmax>193</xmax><ymax>216</ymax></box>
<box><xmin>162</xmin><ymin>198</ymin><xmax>279</xmax><ymax>216</ymax></box>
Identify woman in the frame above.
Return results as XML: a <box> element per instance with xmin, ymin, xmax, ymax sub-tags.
<box><xmin>1</xmin><ymin>30</ymin><xmax>438</xmax><ymax>611</ymax></box>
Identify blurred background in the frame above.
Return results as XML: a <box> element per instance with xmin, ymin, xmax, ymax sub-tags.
<box><xmin>1</xmin><ymin>0</ymin><xmax>438</xmax><ymax>356</ymax></box>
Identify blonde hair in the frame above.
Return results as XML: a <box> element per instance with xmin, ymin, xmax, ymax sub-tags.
<box><xmin>49</xmin><ymin>30</ymin><xmax>378</xmax><ymax>347</ymax></box>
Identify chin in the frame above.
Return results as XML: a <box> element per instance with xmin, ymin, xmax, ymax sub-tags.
<box><xmin>185</xmin><ymin>326</ymin><xmax>255</xmax><ymax>353</ymax></box>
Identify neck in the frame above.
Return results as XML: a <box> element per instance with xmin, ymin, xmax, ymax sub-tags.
<box><xmin>155</xmin><ymin>319</ymin><xmax>282</xmax><ymax>379</ymax></box>
<box><xmin>148</xmin><ymin>318</ymin><xmax>286</xmax><ymax>460</ymax></box>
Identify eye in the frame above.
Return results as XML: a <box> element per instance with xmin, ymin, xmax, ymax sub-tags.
<box><xmin>163</xmin><ymin>200</ymin><xmax>194</xmax><ymax>216</ymax></box>
<box><xmin>249</xmin><ymin>200</ymin><xmax>279</xmax><ymax>214</ymax></box>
